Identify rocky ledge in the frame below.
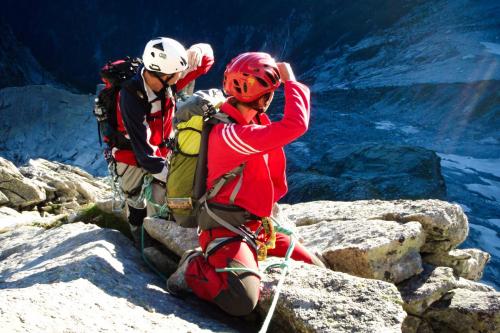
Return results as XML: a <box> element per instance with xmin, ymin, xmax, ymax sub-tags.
<box><xmin>0</xmin><ymin>158</ymin><xmax>498</xmax><ymax>332</ymax></box>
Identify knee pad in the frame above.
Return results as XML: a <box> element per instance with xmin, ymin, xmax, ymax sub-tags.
<box><xmin>214</xmin><ymin>260</ymin><xmax>261</xmax><ymax>316</ymax></box>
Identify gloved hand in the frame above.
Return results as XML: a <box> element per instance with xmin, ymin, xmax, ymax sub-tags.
<box><xmin>152</xmin><ymin>166</ymin><xmax>168</xmax><ymax>183</ymax></box>
<box><xmin>186</xmin><ymin>46</ymin><xmax>203</xmax><ymax>72</ymax></box>
<box><xmin>276</xmin><ymin>62</ymin><xmax>296</xmax><ymax>82</ymax></box>
<box><xmin>186</xmin><ymin>43</ymin><xmax>213</xmax><ymax>72</ymax></box>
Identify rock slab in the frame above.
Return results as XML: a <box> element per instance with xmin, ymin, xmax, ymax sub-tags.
<box><xmin>299</xmin><ymin>219</ymin><xmax>425</xmax><ymax>283</ymax></box>
<box><xmin>143</xmin><ymin>217</ymin><xmax>198</xmax><ymax>256</ymax></box>
<box><xmin>282</xmin><ymin>200</ymin><xmax>468</xmax><ymax>253</ymax></box>
<box><xmin>0</xmin><ymin>157</ymin><xmax>46</xmax><ymax>208</ymax></box>
<box><xmin>0</xmin><ymin>223</ymin><xmax>241</xmax><ymax>333</ymax></box>
<box><xmin>424</xmin><ymin>288</ymin><xmax>500</xmax><ymax>333</ymax></box>
<box><xmin>259</xmin><ymin>261</ymin><xmax>407</xmax><ymax>333</ymax></box>
<box><xmin>423</xmin><ymin>248</ymin><xmax>490</xmax><ymax>281</ymax></box>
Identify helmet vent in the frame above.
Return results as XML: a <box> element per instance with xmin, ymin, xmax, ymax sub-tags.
<box><xmin>255</xmin><ymin>77</ymin><xmax>269</xmax><ymax>88</ymax></box>
<box><xmin>233</xmin><ymin>79</ymin><xmax>240</xmax><ymax>87</ymax></box>
<box><xmin>243</xmin><ymin>82</ymin><xmax>248</xmax><ymax>93</ymax></box>
<box><xmin>235</xmin><ymin>87</ymin><xmax>242</xmax><ymax>94</ymax></box>
<box><xmin>265</xmin><ymin>72</ymin><xmax>277</xmax><ymax>85</ymax></box>
<box><xmin>153</xmin><ymin>42</ymin><xmax>164</xmax><ymax>51</ymax></box>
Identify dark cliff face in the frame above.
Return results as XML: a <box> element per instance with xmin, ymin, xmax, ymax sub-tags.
<box><xmin>0</xmin><ymin>18</ymin><xmax>56</xmax><ymax>88</ymax></box>
<box><xmin>1</xmin><ymin>0</ymin><xmax>423</xmax><ymax>92</ymax></box>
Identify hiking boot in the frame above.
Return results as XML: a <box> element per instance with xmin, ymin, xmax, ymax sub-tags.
<box><xmin>142</xmin><ymin>246</ymin><xmax>178</xmax><ymax>277</ymax></box>
<box><xmin>166</xmin><ymin>249</ymin><xmax>203</xmax><ymax>296</ymax></box>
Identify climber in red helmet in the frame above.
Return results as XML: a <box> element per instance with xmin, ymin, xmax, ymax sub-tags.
<box><xmin>167</xmin><ymin>52</ymin><xmax>325</xmax><ymax>316</ymax></box>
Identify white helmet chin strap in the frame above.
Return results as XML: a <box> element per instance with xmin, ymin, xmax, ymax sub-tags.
<box><xmin>149</xmin><ymin>70</ymin><xmax>174</xmax><ymax>92</ymax></box>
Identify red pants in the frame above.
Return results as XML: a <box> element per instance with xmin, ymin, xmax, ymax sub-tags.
<box><xmin>184</xmin><ymin>221</ymin><xmax>314</xmax><ymax>316</ymax></box>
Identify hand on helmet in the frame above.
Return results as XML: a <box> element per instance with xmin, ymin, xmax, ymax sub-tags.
<box><xmin>186</xmin><ymin>46</ymin><xmax>203</xmax><ymax>72</ymax></box>
<box><xmin>276</xmin><ymin>62</ymin><xmax>296</xmax><ymax>82</ymax></box>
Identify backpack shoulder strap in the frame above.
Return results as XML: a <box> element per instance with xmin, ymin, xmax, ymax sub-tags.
<box><xmin>193</xmin><ymin>114</ymin><xmax>242</xmax><ymax>202</ymax></box>
<box><xmin>209</xmin><ymin>112</ymin><xmax>234</xmax><ymax>124</ymax></box>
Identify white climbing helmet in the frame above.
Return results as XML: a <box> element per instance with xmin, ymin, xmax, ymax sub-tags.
<box><xmin>142</xmin><ymin>37</ymin><xmax>188</xmax><ymax>74</ymax></box>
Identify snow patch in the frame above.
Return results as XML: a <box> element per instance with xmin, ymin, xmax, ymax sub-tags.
<box><xmin>478</xmin><ymin>137</ymin><xmax>498</xmax><ymax>145</ymax></box>
<box><xmin>466</xmin><ymin>178</ymin><xmax>500</xmax><ymax>202</ymax></box>
<box><xmin>481</xmin><ymin>42</ymin><xmax>500</xmax><ymax>56</ymax></box>
<box><xmin>438</xmin><ymin>153</ymin><xmax>500</xmax><ymax>178</ymax></box>
<box><xmin>401</xmin><ymin>125</ymin><xmax>419</xmax><ymax>134</ymax></box>
<box><xmin>374</xmin><ymin>121</ymin><xmax>396</xmax><ymax>130</ymax></box>
<box><xmin>470</xmin><ymin>224</ymin><xmax>500</xmax><ymax>258</ymax></box>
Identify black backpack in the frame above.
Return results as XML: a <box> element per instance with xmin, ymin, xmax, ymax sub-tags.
<box><xmin>93</xmin><ymin>57</ymin><xmax>143</xmax><ymax>150</ymax></box>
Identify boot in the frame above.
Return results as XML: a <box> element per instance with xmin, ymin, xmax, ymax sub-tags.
<box><xmin>128</xmin><ymin>205</ymin><xmax>147</xmax><ymax>248</ymax></box>
<box><xmin>166</xmin><ymin>249</ymin><xmax>203</xmax><ymax>296</ymax></box>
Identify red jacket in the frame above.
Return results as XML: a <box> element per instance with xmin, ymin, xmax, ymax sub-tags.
<box><xmin>114</xmin><ymin>52</ymin><xmax>214</xmax><ymax>173</ymax></box>
<box><xmin>207</xmin><ymin>80</ymin><xmax>311</xmax><ymax>218</ymax></box>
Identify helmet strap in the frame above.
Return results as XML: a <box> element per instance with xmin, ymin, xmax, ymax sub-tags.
<box><xmin>148</xmin><ymin>70</ymin><xmax>174</xmax><ymax>91</ymax></box>
<box><xmin>250</xmin><ymin>92</ymin><xmax>272</xmax><ymax>114</ymax></box>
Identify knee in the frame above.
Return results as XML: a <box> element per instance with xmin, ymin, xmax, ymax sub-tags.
<box><xmin>215</xmin><ymin>273</ymin><xmax>260</xmax><ymax>316</ymax></box>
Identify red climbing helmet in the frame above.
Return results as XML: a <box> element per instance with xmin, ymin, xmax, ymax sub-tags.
<box><xmin>223</xmin><ymin>52</ymin><xmax>281</xmax><ymax>103</ymax></box>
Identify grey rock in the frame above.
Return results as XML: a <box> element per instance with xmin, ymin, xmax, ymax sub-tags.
<box><xmin>19</xmin><ymin>158</ymin><xmax>111</xmax><ymax>204</ymax></box>
<box><xmin>398</xmin><ymin>265</ymin><xmax>458</xmax><ymax>315</ymax></box>
<box><xmin>424</xmin><ymin>288</ymin><xmax>500</xmax><ymax>333</ymax></box>
<box><xmin>401</xmin><ymin>315</ymin><xmax>434</xmax><ymax>333</ymax></box>
<box><xmin>283</xmin><ymin>199</ymin><xmax>468</xmax><ymax>253</ymax></box>
<box><xmin>0</xmin><ymin>157</ymin><xmax>46</xmax><ymax>208</ymax></box>
<box><xmin>258</xmin><ymin>261</ymin><xmax>406</xmax><ymax>333</ymax></box>
<box><xmin>143</xmin><ymin>217</ymin><xmax>198</xmax><ymax>257</ymax></box>
<box><xmin>454</xmin><ymin>278</ymin><xmax>496</xmax><ymax>292</ymax></box>
<box><xmin>142</xmin><ymin>246</ymin><xmax>178</xmax><ymax>277</ymax></box>
<box><xmin>402</xmin><ymin>315</ymin><xmax>422</xmax><ymax>333</ymax></box>
<box><xmin>0</xmin><ymin>223</ymin><xmax>246</xmax><ymax>333</ymax></box>
<box><xmin>423</xmin><ymin>248</ymin><xmax>490</xmax><ymax>281</ymax></box>
<box><xmin>0</xmin><ymin>206</ymin><xmax>43</xmax><ymax>232</ymax></box>
<box><xmin>94</xmin><ymin>198</ymin><xmax>128</xmax><ymax>223</ymax></box>
<box><xmin>0</xmin><ymin>190</ymin><xmax>8</xmax><ymax>205</ymax></box>
<box><xmin>299</xmin><ymin>219</ymin><xmax>425</xmax><ymax>283</ymax></box>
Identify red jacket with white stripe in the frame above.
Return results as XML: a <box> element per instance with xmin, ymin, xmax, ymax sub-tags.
<box><xmin>207</xmin><ymin>80</ymin><xmax>311</xmax><ymax>218</ymax></box>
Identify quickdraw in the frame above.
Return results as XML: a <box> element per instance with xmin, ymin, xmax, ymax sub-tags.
<box><xmin>256</xmin><ymin>217</ymin><xmax>277</xmax><ymax>261</ymax></box>
<box><xmin>106</xmin><ymin>158</ymin><xmax>125</xmax><ymax>213</ymax></box>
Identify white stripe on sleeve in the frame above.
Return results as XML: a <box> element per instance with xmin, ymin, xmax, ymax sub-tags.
<box><xmin>228</xmin><ymin>124</ymin><xmax>261</xmax><ymax>153</ymax></box>
<box><xmin>222</xmin><ymin>124</ymin><xmax>250</xmax><ymax>155</ymax></box>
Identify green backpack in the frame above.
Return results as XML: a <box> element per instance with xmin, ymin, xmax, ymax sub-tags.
<box><xmin>166</xmin><ymin>89</ymin><xmax>230</xmax><ymax>228</ymax></box>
